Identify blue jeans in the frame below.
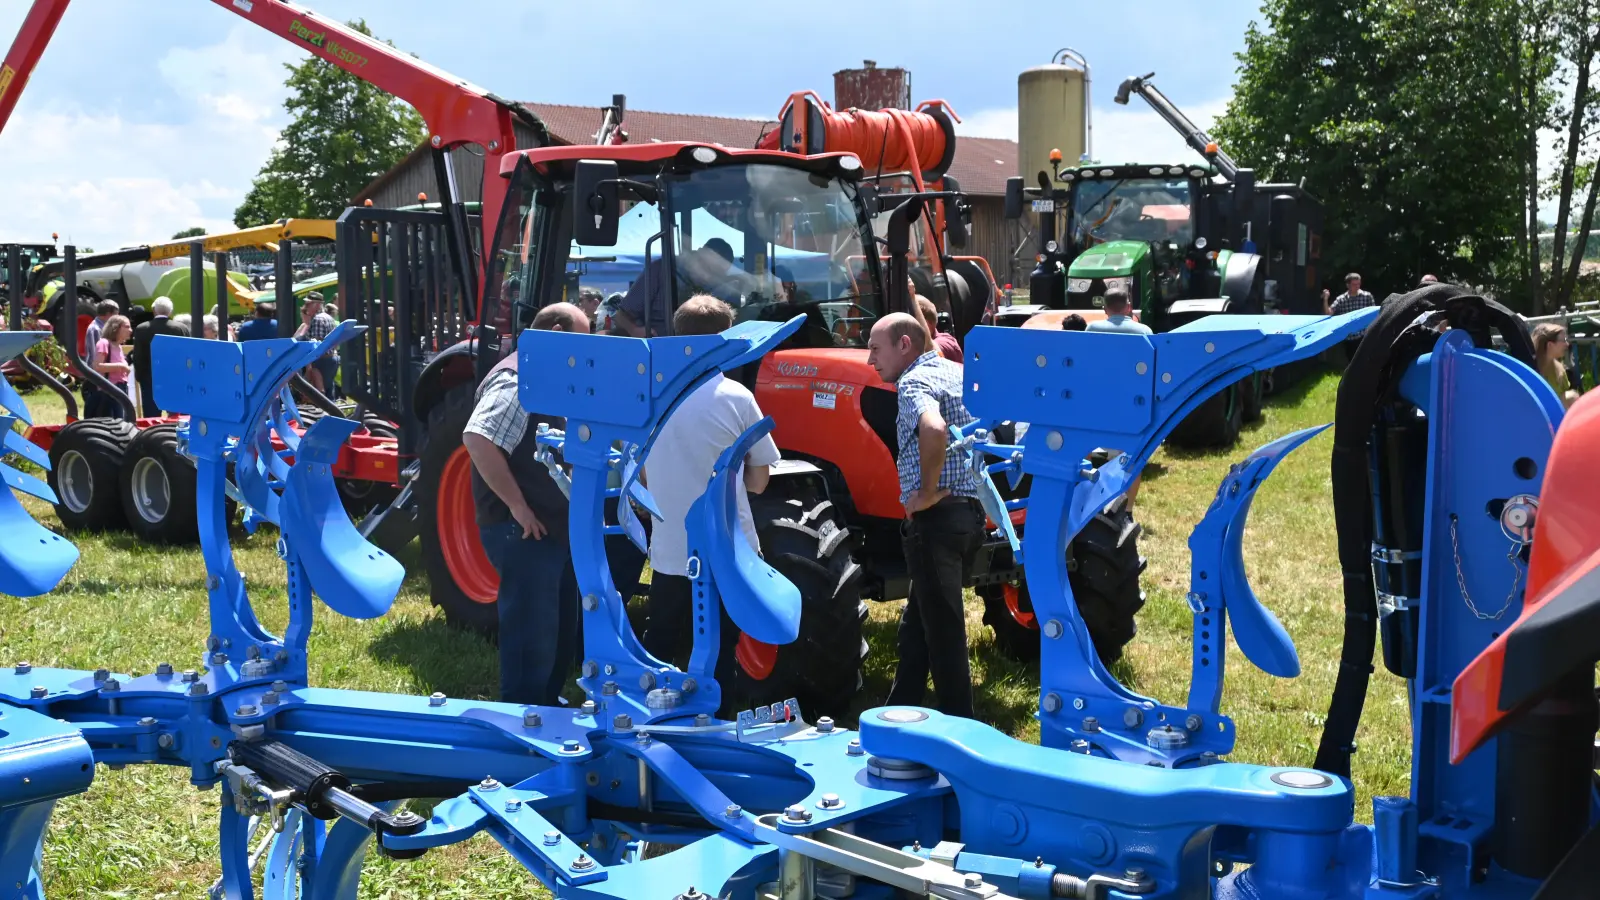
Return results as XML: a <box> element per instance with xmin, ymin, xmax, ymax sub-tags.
<box><xmin>478</xmin><ymin>521</ymin><xmax>580</xmax><ymax>706</ymax></box>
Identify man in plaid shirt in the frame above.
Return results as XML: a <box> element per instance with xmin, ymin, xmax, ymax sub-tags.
<box><xmin>1324</xmin><ymin>273</ymin><xmax>1377</xmax><ymax>364</ymax></box>
<box><xmin>867</xmin><ymin>312</ymin><xmax>984</xmax><ymax>719</ymax></box>
<box><xmin>295</xmin><ymin>291</ymin><xmax>340</xmax><ymax>397</ymax></box>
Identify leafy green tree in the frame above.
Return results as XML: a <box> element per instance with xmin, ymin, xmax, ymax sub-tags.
<box><xmin>1216</xmin><ymin>0</ymin><xmax>1539</xmax><ymax>305</ymax></box>
<box><xmin>235</xmin><ymin>19</ymin><xmax>423</xmax><ymax>227</ymax></box>
<box><xmin>171</xmin><ymin>226</ymin><xmax>207</xmax><ymax>239</ymax></box>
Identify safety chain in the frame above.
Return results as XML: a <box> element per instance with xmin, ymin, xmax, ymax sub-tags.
<box><xmin>1449</xmin><ymin>514</ymin><xmax>1524</xmax><ymax>621</ymax></box>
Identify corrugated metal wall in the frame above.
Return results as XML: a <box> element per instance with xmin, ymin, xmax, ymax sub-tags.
<box><xmin>966</xmin><ymin>197</ymin><xmax>1026</xmax><ymax>289</ymax></box>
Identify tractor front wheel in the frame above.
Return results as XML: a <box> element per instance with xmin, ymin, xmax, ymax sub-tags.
<box><xmin>48</xmin><ymin>418</ymin><xmax>136</xmax><ymax>532</ymax></box>
<box><xmin>418</xmin><ymin>383</ymin><xmax>501</xmax><ymax>634</ymax></box>
<box><xmin>1167</xmin><ymin>382</ymin><xmax>1243</xmax><ymax>449</ymax></box>
<box><xmin>119</xmin><ymin>423</ymin><xmax>199</xmax><ymax>544</ymax></box>
<box><xmin>734</xmin><ymin>491</ymin><xmax>866</xmax><ymax>720</ymax></box>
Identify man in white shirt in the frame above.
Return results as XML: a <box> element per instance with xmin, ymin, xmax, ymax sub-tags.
<box><xmin>642</xmin><ymin>294</ymin><xmax>780</xmax><ymax>669</ymax></box>
<box><xmin>1086</xmin><ymin>288</ymin><xmax>1153</xmax><ymax>335</ymax></box>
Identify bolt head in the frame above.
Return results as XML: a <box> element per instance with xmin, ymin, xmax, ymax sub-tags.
<box><xmin>582</xmin><ymin>594</ymin><xmax>599</xmax><ymax>611</ymax></box>
<box><xmin>1042</xmin><ymin>692</ymin><xmax>1063</xmax><ymax>713</ymax></box>
<box><xmin>235</xmin><ymin>705</ymin><xmax>259</xmax><ymax>717</ymax></box>
<box><xmin>181</xmin><ymin>670</ymin><xmax>198</xmax><ymax>683</ymax></box>
<box><xmin>271</xmin><ymin>680</ymin><xmax>288</xmax><ymax>692</ymax></box>
<box><xmin>429</xmin><ymin>692</ymin><xmax>447</xmax><ymax>706</ymax></box>
<box><xmin>571</xmin><ymin>854</ymin><xmax>594</xmax><ymax>870</ymax></box>
<box><xmin>261</xmin><ymin>691</ymin><xmax>280</xmax><ymax>706</ymax></box>
<box><xmin>93</xmin><ymin>668</ymin><xmax>110</xmax><ymax>682</ymax></box>
<box><xmin>582</xmin><ymin>661</ymin><xmax>599</xmax><ymax>679</ymax></box>
<box><xmin>694</xmin><ymin>713</ymin><xmax>712</xmax><ymax>727</ymax></box>
<box><xmin>613</xmin><ymin>713</ymin><xmax>633</xmax><ymax>730</ymax></box>
<box><xmin>638</xmin><ymin>672</ymin><xmax>657</xmax><ymax>691</ymax></box>
<box><xmin>137</xmin><ymin>716</ymin><xmax>157</xmax><ymax>727</ymax></box>
<box><xmin>543</xmin><ymin>830</ymin><xmax>561</xmax><ymax>846</ymax></box>
<box><xmin>816</xmin><ymin>716</ymin><xmax>835</xmax><ymax>733</ymax></box>
<box><xmin>1185</xmin><ymin>714</ymin><xmax>1204</xmax><ymax>732</ymax></box>
<box><xmin>819</xmin><ymin>793</ymin><xmax>842</xmax><ymax>809</ymax></box>
<box><xmin>634</xmin><ymin>730</ymin><xmax>652</xmax><ymax>745</ymax></box>
<box><xmin>157</xmin><ymin>733</ymin><xmax>174</xmax><ymax>749</ymax></box>
<box><xmin>206</xmin><ymin>636</ymin><xmax>221</xmax><ymax>651</ymax></box>
<box><xmin>522</xmin><ymin>710</ymin><xmax>542</xmax><ymax>728</ymax></box>
<box><xmin>965</xmin><ymin>873</ymin><xmax>983</xmax><ymax>888</ymax></box>
<box><xmin>681</xmin><ymin>677</ymin><xmax>697</xmax><ymax>693</ymax></box>
<box><xmin>579</xmin><ymin>700</ymin><xmax>596</xmax><ymax>716</ymax></box>
<box><xmin>211</xmin><ymin>652</ymin><xmax>228</xmax><ymax>666</ymax></box>
<box><xmin>1123</xmin><ymin>707</ymin><xmax>1144</xmax><ymax>729</ymax></box>
<box><xmin>602</xmin><ymin>681</ymin><xmax>619</xmax><ymax>696</ymax></box>
<box><xmin>1200</xmin><ymin>751</ymin><xmax>1219</xmax><ymax>765</ymax></box>
<box><xmin>1044</xmin><ymin>619</ymin><xmax>1065</xmax><ymax>639</ymax></box>
<box><xmin>725</xmin><ymin>804</ymin><xmax>742</xmax><ymax>818</ymax></box>
<box><xmin>100</xmin><ymin>677</ymin><xmax>120</xmax><ymax>692</ymax></box>
<box><xmin>190</xmin><ymin>683</ymin><xmax>209</xmax><ymax>695</ymax></box>
<box><xmin>29</xmin><ymin>686</ymin><xmax>46</xmax><ymax>699</ymax></box>
<box><xmin>562</xmin><ymin>739</ymin><xmax>581</xmax><ymax>753</ymax></box>
<box><xmin>784</xmin><ymin>804</ymin><xmax>812</xmax><ymax>823</ymax></box>
<box><xmin>847</xmin><ymin>739</ymin><xmax>863</xmax><ymax>756</ymax></box>
<box><xmin>14</xmin><ymin>662</ymin><xmax>30</xmax><ymax>674</ymax></box>
<box><xmin>156</xmin><ymin>662</ymin><xmax>174</xmax><ymax>676</ymax></box>
<box><xmin>479</xmin><ymin>777</ymin><xmax>500</xmax><ymax>791</ymax></box>
<box><xmin>505</xmin><ymin>797</ymin><xmax>521</xmax><ymax>813</ymax></box>
<box><xmin>1126</xmin><ymin>866</ymin><xmax>1147</xmax><ymax>881</ymax></box>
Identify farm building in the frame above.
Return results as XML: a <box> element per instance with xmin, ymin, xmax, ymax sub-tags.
<box><xmin>355</xmin><ymin>63</ymin><xmax>1025</xmax><ymax>288</ymax></box>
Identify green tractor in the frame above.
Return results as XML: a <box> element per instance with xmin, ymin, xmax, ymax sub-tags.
<box><xmin>1001</xmin><ymin>72</ymin><xmax>1325</xmax><ymax>446</ymax></box>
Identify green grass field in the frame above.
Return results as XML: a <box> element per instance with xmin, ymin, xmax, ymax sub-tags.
<box><xmin>2</xmin><ymin>370</ymin><xmax>1410</xmax><ymax>898</ymax></box>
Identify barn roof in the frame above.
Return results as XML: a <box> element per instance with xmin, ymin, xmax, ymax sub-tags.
<box><xmin>357</xmin><ymin>102</ymin><xmax>1017</xmax><ymax>202</ymax></box>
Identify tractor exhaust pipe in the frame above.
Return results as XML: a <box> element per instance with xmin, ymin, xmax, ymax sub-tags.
<box><xmin>1115</xmin><ymin>72</ymin><xmax>1241</xmax><ymax>182</ymax></box>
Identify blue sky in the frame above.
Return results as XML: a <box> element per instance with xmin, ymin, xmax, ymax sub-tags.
<box><xmin>0</xmin><ymin>0</ymin><xmax>1261</xmax><ymax>250</ymax></box>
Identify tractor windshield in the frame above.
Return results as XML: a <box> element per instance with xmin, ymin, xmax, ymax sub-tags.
<box><xmin>1072</xmin><ymin>177</ymin><xmax>1193</xmax><ymax>249</ymax></box>
<box><xmin>482</xmin><ymin>158</ymin><xmax>881</xmax><ymax>349</ymax></box>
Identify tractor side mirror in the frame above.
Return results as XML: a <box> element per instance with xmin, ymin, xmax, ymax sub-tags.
<box><xmin>1004</xmin><ymin>177</ymin><xmax>1024</xmax><ymax>221</ymax></box>
<box><xmin>573</xmin><ymin>159</ymin><xmax>621</xmax><ymax>247</ymax></box>
<box><xmin>944</xmin><ymin>175</ymin><xmax>969</xmax><ymax>250</ymax></box>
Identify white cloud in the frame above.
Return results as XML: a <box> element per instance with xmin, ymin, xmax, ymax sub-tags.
<box><xmin>0</xmin><ymin>25</ymin><xmax>299</xmax><ymax>251</ymax></box>
<box><xmin>957</xmin><ymin>96</ymin><xmax>1232</xmax><ymax>168</ymax></box>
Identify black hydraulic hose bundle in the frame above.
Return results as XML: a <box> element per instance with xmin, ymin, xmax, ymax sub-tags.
<box><xmin>1314</xmin><ymin>284</ymin><xmax>1534</xmax><ymax>778</ymax></box>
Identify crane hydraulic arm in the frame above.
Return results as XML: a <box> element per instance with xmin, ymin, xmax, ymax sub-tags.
<box><xmin>0</xmin><ymin>0</ymin><xmax>546</xmax><ymax>313</ymax></box>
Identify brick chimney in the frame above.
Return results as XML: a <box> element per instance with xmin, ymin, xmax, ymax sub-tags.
<box><xmin>833</xmin><ymin>60</ymin><xmax>911</xmax><ymax>111</ymax></box>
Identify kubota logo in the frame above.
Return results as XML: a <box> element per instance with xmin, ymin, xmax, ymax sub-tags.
<box><xmin>775</xmin><ymin>362</ymin><xmax>817</xmax><ymax>377</ymax></box>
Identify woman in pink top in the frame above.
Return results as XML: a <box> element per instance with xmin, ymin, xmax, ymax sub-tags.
<box><xmin>92</xmin><ymin>314</ymin><xmax>133</xmax><ymax>401</ymax></box>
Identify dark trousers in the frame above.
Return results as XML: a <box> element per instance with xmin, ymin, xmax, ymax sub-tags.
<box><xmin>887</xmin><ymin>497</ymin><xmax>985</xmax><ymax>719</ymax></box>
<box><xmin>643</xmin><ymin>573</ymin><xmax>739</xmax><ymax>683</ymax></box>
<box><xmin>479</xmin><ymin>521</ymin><xmax>581</xmax><ymax>706</ymax></box>
<box><xmin>135</xmin><ymin>375</ymin><xmax>161</xmax><ymax>418</ymax></box>
<box><xmin>85</xmin><ymin>382</ymin><xmax>129</xmax><ymax>418</ymax></box>
<box><xmin>312</xmin><ymin>356</ymin><xmax>339</xmax><ymax>399</ymax></box>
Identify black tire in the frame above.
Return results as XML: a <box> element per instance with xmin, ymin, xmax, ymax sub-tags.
<box><xmin>1241</xmin><ymin>371</ymin><xmax>1264</xmax><ymax>423</ymax></box>
<box><xmin>733</xmin><ymin>492</ymin><xmax>865</xmax><ymax>719</ymax></box>
<box><xmin>48</xmin><ymin>418</ymin><xmax>136</xmax><ymax>531</ymax></box>
<box><xmin>981</xmin><ymin>499</ymin><xmax>1147</xmax><ymax>666</ymax></box>
<box><xmin>1166</xmin><ymin>382</ymin><xmax>1243</xmax><ymax>449</ymax></box>
<box><xmin>118</xmin><ymin>423</ymin><xmax>199</xmax><ymax>544</ymax></box>
<box><xmin>418</xmin><ymin>382</ymin><xmax>500</xmax><ymax>633</ymax></box>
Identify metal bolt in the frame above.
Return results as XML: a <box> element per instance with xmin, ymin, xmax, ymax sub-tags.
<box><xmin>157</xmin><ymin>734</ymin><xmax>173</xmax><ymax>749</ymax></box>
<box><xmin>1126</xmin><ymin>867</ymin><xmax>1147</xmax><ymax>882</ymax></box>
<box><xmin>479</xmin><ymin>777</ymin><xmax>501</xmax><ymax>792</ymax></box>
<box><xmin>681</xmin><ymin>678</ymin><xmax>697</xmax><ymax>694</ymax></box>
<box><xmin>1200</xmin><ymin>751</ymin><xmax>1219</xmax><ymax>765</ymax></box>
<box><xmin>614</xmin><ymin>714</ymin><xmax>633</xmax><ymax>731</ymax></box>
<box><xmin>207</xmin><ymin>575</ymin><xmax>221</xmax><ymax>590</ymax></box>
<box><xmin>1071</xmin><ymin>739</ymin><xmax>1091</xmax><ymax>754</ymax></box>
<box><xmin>429</xmin><ymin>692</ymin><xmax>447</xmax><ymax>707</ymax></box>
<box><xmin>181</xmin><ymin>670</ymin><xmax>198</xmax><ymax>683</ymax></box>
<box><xmin>725</xmin><ymin>804</ymin><xmax>742</xmax><ymax>818</ymax></box>
<box><xmin>1083</xmin><ymin>716</ymin><xmax>1101</xmax><ymax>733</ymax></box>
<box><xmin>543</xmin><ymin>830</ymin><xmax>561</xmax><ymax>846</ymax></box>
<box><xmin>505</xmin><ymin>798</ymin><xmax>522</xmax><ymax>813</ymax></box>
<box><xmin>579</xmin><ymin>700</ymin><xmax>597</xmax><ymax>716</ymax></box>
<box><xmin>1185</xmin><ymin>714</ymin><xmax>1204</xmax><ymax>733</ymax></box>
<box><xmin>784</xmin><ymin>804</ymin><xmax>813</xmax><ymax>823</ymax></box>
<box><xmin>847</xmin><ymin>739</ymin><xmax>863</xmax><ymax>756</ymax></box>
<box><xmin>29</xmin><ymin>686</ymin><xmax>46</xmax><ymax>699</ymax></box>
<box><xmin>603</xmin><ymin>664</ymin><xmax>616</xmax><ymax>676</ymax></box>
<box><xmin>101</xmin><ymin>677</ymin><xmax>120</xmax><ymax>692</ymax></box>
<box><xmin>1042</xmin><ymin>693</ymin><xmax>1063</xmax><ymax>713</ymax></box>
<box><xmin>137</xmin><ymin>716</ymin><xmax>157</xmax><ymax>727</ymax></box>
<box><xmin>818</xmin><ymin>793</ymin><xmax>842</xmax><ymax>809</ymax></box>
<box><xmin>635</xmin><ymin>730</ymin><xmax>652</xmax><ymax>745</ymax></box>
<box><xmin>274</xmin><ymin>650</ymin><xmax>288</xmax><ymax>664</ymax></box>
<box><xmin>816</xmin><ymin>716</ymin><xmax>835</xmax><ymax>733</ymax></box>
<box><xmin>93</xmin><ymin>668</ymin><xmax>110</xmax><ymax>682</ymax></box>
<box><xmin>582</xmin><ymin>594</ymin><xmax>599</xmax><ymax>611</ymax></box>
<box><xmin>156</xmin><ymin>662</ymin><xmax>173</xmax><ymax>676</ymax></box>
<box><xmin>1124</xmin><ymin>707</ymin><xmax>1144</xmax><ymax>729</ymax></box>
<box><xmin>571</xmin><ymin>854</ymin><xmax>594</xmax><ymax>871</ymax></box>
<box><xmin>582</xmin><ymin>661</ymin><xmax>599</xmax><ymax>678</ymax></box>
<box><xmin>14</xmin><ymin>662</ymin><xmax>29</xmax><ymax>674</ymax></box>
<box><xmin>965</xmin><ymin>873</ymin><xmax>983</xmax><ymax>889</ymax></box>
<box><xmin>639</xmin><ymin>672</ymin><xmax>657</xmax><ymax>691</ymax></box>
<box><xmin>261</xmin><ymin>691</ymin><xmax>280</xmax><ymax>706</ymax></box>
<box><xmin>207</xmin><ymin>636</ymin><xmax>221</xmax><ymax>651</ymax></box>
<box><xmin>523</xmin><ymin>710</ymin><xmax>542</xmax><ymax>728</ymax></box>
<box><xmin>246</xmin><ymin>645</ymin><xmax>261</xmax><ymax>660</ymax></box>
<box><xmin>1043</xmin><ymin>619</ymin><xmax>1065</xmax><ymax>639</ymax></box>
<box><xmin>694</xmin><ymin>714</ymin><xmax>712</xmax><ymax>727</ymax></box>
<box><xmin>236</xmin><ymin>705</ymin><xmax>259</xmax><ymax>717</ymax></box>
<box><xmin>1072</xmin><ymin>697</ymin><xmax>1086</xmax><ymax>710</ymax></box>
<box><xmin>602</xmin><ymin>682</ymin><xmax>619</xmax><ymax>696</ymax></box>
<box><xmin>271</xmin><ymin>680</ymin><xmax>288</xmax><ymax>693</ymax></box>
<box><xmin>562</xmin><ymin>740</ymin><xmax>581</xmax><ymax>753</ymax></box>
<box><xmin>190</xmin><ymin>683</ymin><xmax>209</xmax><ymax>695</ymax></box>
<box><xmin>211</xmin><ymin>652</ymin><xmax>228</xmax><ymax>666</ymax></box>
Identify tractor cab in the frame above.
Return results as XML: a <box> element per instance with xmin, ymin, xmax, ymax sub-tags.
<box><xmin>478</xmin><ymin>143</ymin><xmax>891</xmax><ymax>357</ymax></box>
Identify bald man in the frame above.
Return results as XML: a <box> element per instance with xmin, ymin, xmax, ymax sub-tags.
<box><xmin>866</xmin><ymin>312</ymin><xmax>983</xmax><ymax>719</ymax></box>
<box><xmin>464</xmin><ymin>301</ymin><xmax>590</xmax><ymax>705</ymax></box>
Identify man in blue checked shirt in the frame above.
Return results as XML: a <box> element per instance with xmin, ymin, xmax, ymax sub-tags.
<box><xmin>867</xmin><ymin>312</ymin><xmax>984</xmax><ymax>719</ymax></box>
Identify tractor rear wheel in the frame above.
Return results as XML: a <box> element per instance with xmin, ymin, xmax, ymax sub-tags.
<box><xmin>981</xmin><ymin>498</ymin><xmax>1147</xmax><ymax>666</ymax></box>
<box><xmin>1241</xmin><ymin>371</ymin><xmax>1264</xmax><ymax>423</ymax></box>
<box><xmin>733</xmin><ymin>492</ymin><xmax>865</xmax><ymax>720</ymax></box>
<box><xmin>48</xmin><ymin>418</ymin><xmax>136</xmax><ymax>532</ymax></box>
<box><xmin>418</xmin><ymin>382</ymin><xmax>501</xmax><ymax>634</ymax></box>
<box><xmin>119</xmin><ymin>423</ymin><xmax>199</xmax><ymax>544</ymax></box>
<box><xmin>1167</xmin><ymin>382</ymin><xmax>1243</xmax><ymax>449</ymax></box>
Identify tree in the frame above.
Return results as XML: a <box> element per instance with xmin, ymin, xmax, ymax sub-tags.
<box><xmin>171</xmin><ymin>226</ymin><xmax>207</xmax><ymax>239</ymax></box>
<box><xmin>1216</xmin><ymin>0</ymin><xmax>1540</xmax><ymax>305</ymax></box>
<box><xmin>235</xmin><ymin>20</ymin><xmax>423</xmax><ymax>227</ymax></box>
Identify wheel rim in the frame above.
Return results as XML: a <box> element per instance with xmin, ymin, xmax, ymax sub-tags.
<box><xmin>1004</xmin><ymin>583</ymin><xmax>1038</xmax><ymax>630</ymax></box>
<box><xmin>129</xmin><ymin>456</ymin><xmax>171</xmax><ymax>524</ymax></box>
<box><xmin>735</xmin><ymin>634</ymin><xmax>778</xmax><ymax>680</ymax></box>
<box><xmin>57</xmin><ymin>449</ymin><xmax>93</xmax><ymax>514</ymax></box>
<box><xmin>437</xmin><ymin>444</ymin><xmax>499</xmax><ymax>603</ymax></box>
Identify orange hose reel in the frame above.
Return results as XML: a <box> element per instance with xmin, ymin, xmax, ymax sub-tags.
<box><xmin>760</xmin><ymin>91</ymin><xmax>960</xmax><ymax>182</ymax></box>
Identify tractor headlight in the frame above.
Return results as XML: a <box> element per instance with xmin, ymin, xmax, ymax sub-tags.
<box><xmin>1068</xmin><ymin>278</ymin><xmax>1093</xmax><ymax>293</ymax></box>
<box><xmin>1102</xmin><ymin>276</ymin><xmax>1133</xmax><ymax>294</ymax></box>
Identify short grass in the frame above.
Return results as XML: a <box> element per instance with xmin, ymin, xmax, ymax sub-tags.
<box><xmin>2</xmin><ymin>371</ymin><xmax>1408</xmax><ymax>898</ymax></box>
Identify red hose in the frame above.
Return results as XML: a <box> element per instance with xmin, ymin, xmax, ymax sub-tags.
<box><xmin>760</xmin><ymin>90</ymin><xmax>959</xmax><ymax>179</ymax></box>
